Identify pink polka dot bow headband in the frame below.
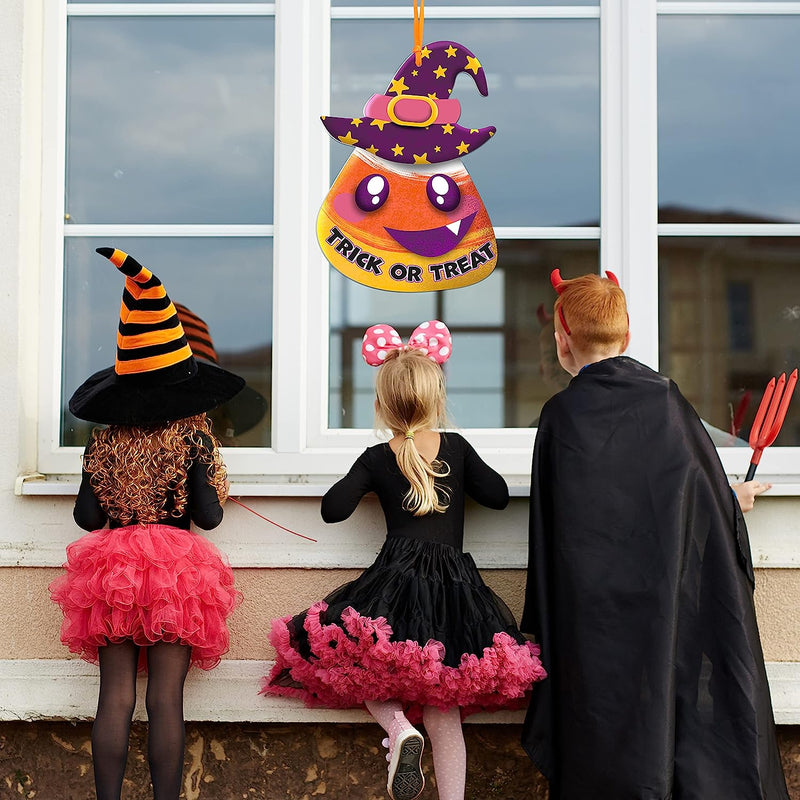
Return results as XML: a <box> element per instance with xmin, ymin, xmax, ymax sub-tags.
<box><xmin>362</xmin><ymin>321</ymin><xmax>453</xmax><ymax>366</ymax></box>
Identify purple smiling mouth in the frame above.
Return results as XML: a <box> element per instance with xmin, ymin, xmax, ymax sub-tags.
<box><xmin>384</xmin><ymin>211</ymin><xmax>478</xmax><ymax>258</ymax></box>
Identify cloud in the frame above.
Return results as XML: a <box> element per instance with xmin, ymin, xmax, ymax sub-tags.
<box><xmin>658</xmin><ymin>15</ymin><xmax>800</xmax><ymax>220</ymax></box>
<box><xmin>66</xmin><ymin>17</ymin><xmax>275</xmax><ymax>223</ymax></box>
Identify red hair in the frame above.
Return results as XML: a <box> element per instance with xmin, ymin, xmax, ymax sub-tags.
<box><xmin>554</xmin><ymin>273</ymin><xmax>628</xmax><ymax>352</ymax></box>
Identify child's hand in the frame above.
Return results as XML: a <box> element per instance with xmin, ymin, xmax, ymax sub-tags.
<box><xmin>731</xmin><ymin>480</ymin><xmax>772</xmax><ymax>512</ymax></box>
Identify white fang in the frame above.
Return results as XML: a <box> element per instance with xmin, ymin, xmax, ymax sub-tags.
<box><xmin>446</xmin><ymin>220</ymin><xmax>461</xmax><ymax>235</ymax></box>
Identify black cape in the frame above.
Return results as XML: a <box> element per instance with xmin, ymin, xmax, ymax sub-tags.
<box><xmin>521</xmin><ymin>357</ymin><xmax>788</xmax><ymax>800</ymax></box>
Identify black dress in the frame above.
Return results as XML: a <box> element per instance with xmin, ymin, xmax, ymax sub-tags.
<box><xmin>264</xmin><ymin>432</ymin><xmax>546</xmax><ymax>717</ymax></box>
<box><xmin>522</xmin><ymin>356</ymin><xmax>789</xmax><ymax>800</ymax></box>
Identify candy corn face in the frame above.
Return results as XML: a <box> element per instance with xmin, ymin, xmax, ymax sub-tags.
<box><xmin>317</xmin><ymin>150</ymin><xmax>497</xmax><ymax>292</ymax></box>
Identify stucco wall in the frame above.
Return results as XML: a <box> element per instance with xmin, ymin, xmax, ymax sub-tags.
<box><xmin>2</xmin><ymin>566</ymin><xmax>528</xmax><ymax>662</ymax></box>
<box><xmin>4</xmin><ymin>565</ymin><xmax>799</xmax><ymax>664</ymax></box>
<box><xmin>1</xmin><ymin>0</ymin><xmax>23</xmax><ymax>479</ymax></box>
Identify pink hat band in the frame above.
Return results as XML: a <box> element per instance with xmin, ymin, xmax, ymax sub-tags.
<box><xmin>364</xmin><ymin>93</ymin><xmax>462</xmax><ymax>128</ymax></box>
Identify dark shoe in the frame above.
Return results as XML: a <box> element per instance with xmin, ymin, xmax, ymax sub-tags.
<box><xmin>387</xmin><ymin>727</ymin><xmax>425</xmax><ymax>800</ymax></box>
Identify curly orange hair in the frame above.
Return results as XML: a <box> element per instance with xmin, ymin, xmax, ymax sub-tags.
<box><xmin>83</xmin><ymin>414</ymin><xmax>227</xmax><ymax>525</ymax></box>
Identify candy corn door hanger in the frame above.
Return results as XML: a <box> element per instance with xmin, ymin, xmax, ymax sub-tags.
<box><xmin>317</xmin><ymin>39</ymin><xmax>497</xmax><ymax>293</ymax></box>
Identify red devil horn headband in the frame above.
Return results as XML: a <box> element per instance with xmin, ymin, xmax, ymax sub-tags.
<box><xmin>550</xmin><ymin>268</ymin><xmax>621</xmax><ymax>293</ymax></box>
<box><xmin>550</xmin><ymin>269</ymin><xmax>570</xmax><ymax>333</ymax></box>
<box><xmin>550</xmin><ymin>269</ymin><xmax>623</xmax><ymax>337</ymax></box>
<box><xmin>550</xmin><ymin>268</ymin><xmax>566</xmax><ymax>295</ymax></box>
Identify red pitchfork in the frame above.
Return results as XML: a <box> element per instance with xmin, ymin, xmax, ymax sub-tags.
<box><xmin>745</xmin><ymin>369</ymin><xmax>798</xmax><ymax>481</ymax></box>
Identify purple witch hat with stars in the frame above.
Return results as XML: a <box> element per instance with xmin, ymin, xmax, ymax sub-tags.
<box><xmin>321</xmin><ymin>41</ymin><xmax>495</xmax><ymax>166</ymax></box>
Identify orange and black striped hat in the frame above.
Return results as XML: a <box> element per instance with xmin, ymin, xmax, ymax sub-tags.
<box><xmin>174</xmin><ymin>302</ymin><xmax>218</xmax><ymax>364</ymax></box>
<box><xmin>111</xmin><ymin>248</ymin><xmax>193</xmax><ymax>379</ymax></box>
<box><xmin>69</xmin><ymin>248</ymin><xmax>245</xmax><ymax>425</ymax></box>
<box><xmin>174</xmin><ymin>302</ymin><xmax>268</xmax><ymax>437</ymax></box>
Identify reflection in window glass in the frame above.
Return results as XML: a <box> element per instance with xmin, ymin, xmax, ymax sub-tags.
<box><xmin>66</xmin><ymin>16</ymin><xmax>274</xmax><ymax>224</ymax></box>
<box><xmin>659</xmin><ymin>237</ymin><xmax>800</xmax><ymax>448</ymax></box>
<box><xmin>658</xmin><ymin>16</ymin><xmax>800</xmax><ymax>224</ymax></box>
<box><xmin>62</xmin><ymin>238</ymin><xmax>273</xmax><ymax>448</ymax></box>
<box><xmin>446</xmin><ymin>333</ymin><xmax>505</xmax><ymax>428</ymax></box>
<box><xmin>329</xmin><ymin>240</ymin><xmax>599</xmax><ymax>429</ymax></box>
<box><xmin>441</xmin><ymin>269</ymin><xmax>503</xmax><ymax>326</ymax></box>
<box><xmin>330</xmin><ymin>18</ymin><xmax>599</xmax><ymax>227</ymax></box>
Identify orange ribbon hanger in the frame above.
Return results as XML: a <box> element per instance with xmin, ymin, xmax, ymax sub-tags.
<box><xmin>413</xmin><ymin>0</ymin><xmax>425</xmax><ymax>66</ymax></box>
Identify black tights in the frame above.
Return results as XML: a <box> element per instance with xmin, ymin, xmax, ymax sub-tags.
<box><xmin>93</xmin><ymin>641</ymin><xmax>192</xmax><ymax>800</ymax></box>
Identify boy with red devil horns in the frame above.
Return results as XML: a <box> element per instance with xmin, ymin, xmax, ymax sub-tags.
<box><xmin>520</xmin><ymin>270</ymin><xmax>788</xmax><ymax>799</ymax></box>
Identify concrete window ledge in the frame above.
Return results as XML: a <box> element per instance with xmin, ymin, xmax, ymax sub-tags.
<box><xmin>1</xmin><ymin>659</ymin><xmax>800</xmax><ymax>725</ymax></box>
<box><xmin>0</xmin><ymin>660</ymin><xmax>522</xmax><ymax>724</ymax></box>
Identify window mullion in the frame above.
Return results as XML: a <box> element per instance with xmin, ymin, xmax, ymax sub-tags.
<box><xmin>271</xmin><ymin>0</ymin><xmax>330</xmax><ymax>455</ymax></box>
<box><xmin>601</xmin><ymin>0</ymin><xmax>623</xmax><ymax>286</ymax></box>
<box><xmin>602</xmin><ymin>0</ymin><xmax>659</xmax><ymax>369</ymax></box>
<box><xmin>304</xmin><ymin>0</ymin><xmax>334</xmax><ymax>452</ymax></box>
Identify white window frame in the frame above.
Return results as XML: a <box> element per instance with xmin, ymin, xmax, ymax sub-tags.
<box><xmin>31</xmin><ymin>0</ymin><xmax>800</xmax><ymax>490</ymax></box>
<box><xmin>656</xmin><ymin>0</ymin><xmax>800</xmax><ymax>477</ymax></box>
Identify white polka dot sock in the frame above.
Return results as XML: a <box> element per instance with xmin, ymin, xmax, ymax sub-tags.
<box><xmin>422</xmin><ymin>705</ymin><xmax>466</xmax><ymax>800</ymax></box>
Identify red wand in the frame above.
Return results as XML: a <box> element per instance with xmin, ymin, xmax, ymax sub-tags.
<box><xmin>746</xmin><ymin>369</ymin><xmax>798</xmax><ymax>481</ymax></box>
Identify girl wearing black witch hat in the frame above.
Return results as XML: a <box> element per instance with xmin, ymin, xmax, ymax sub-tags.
<box><xmin>50</xmin><ymin>248</ymin><xmax>245</xmax><ymax>800</ymax></box>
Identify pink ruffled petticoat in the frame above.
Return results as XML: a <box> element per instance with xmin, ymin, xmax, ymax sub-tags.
<box><xmin>49</xmin><ymin>523</ymin><xmax>242</xmax><ymax>671</ymax></box>
<box><xmin>264</xmin><ymin>600</ymin><xmax>547</xmax><ymax>718</ymax></box>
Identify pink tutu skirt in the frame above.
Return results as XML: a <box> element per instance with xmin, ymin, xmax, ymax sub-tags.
<box><xmin>265</xmin><ymin>601</ymin><xmax>546</xmax><ymax>719</ymax></box>
<box><xmin>264</xmin><ymin>537</ymin><xmax>546</xmax><ymax>717</ymax></box>
<box><xmin>49</xmin><ymin>523</ymin><xmax>241</xmax><ymax>671</ymax></box>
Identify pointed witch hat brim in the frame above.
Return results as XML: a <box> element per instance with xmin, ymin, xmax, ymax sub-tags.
<box><xmin>322</xmin><ymin>40</ymin><xmax>496</xmax><ymax>165</ymax></box>
<box><xmin>68</xmin><ymin>248</ymin><xmax>245</xmax><ymax>426</ymax></box>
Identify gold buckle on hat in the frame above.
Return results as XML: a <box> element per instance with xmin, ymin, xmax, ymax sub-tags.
<box><xmin>387</xmin><ymin>94</ymin><xmax>438</xmax><ymax>127</ymax></box>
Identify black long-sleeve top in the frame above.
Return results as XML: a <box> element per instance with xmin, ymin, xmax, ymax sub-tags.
<box><xmin>73</xmin><ymin>434</ymin><xmax>224</xmax><ymax>532</ymax></box>
<box><xmin>321</xmin><ymin>432</ymin><xmax>508</xmax><ymax>551</ymax></box>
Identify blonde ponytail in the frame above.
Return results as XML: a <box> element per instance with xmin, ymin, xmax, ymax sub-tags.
<box><xmin>396</xmin><ymin>436</ymin><xmax>450</xmax><ymax>515</ymax></box>
<box><xmin>374</xmin><ymin>348</ymin><xmax>451</xmax><ymax>516</ymax></box>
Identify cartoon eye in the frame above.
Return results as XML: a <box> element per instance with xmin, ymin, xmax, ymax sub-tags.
<box><xmin>354</xmin><ymin>174</ymin><xmax>389</xmax><ymax>212</ymax></box>
<box><xmin>426</xmin><ymin>174</ymin><xmax>461</xmax><ymax>212</ymax></box>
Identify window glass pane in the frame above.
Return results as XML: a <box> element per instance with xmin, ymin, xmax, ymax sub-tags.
<box><xmin>62</xmin><ymin>237</ymin><xmax>273</xmax><ymax>448</ymax></box>
<box><xmin>328</xmin><ymin>239</ymin><xmax>599</xmax><ymax>429</ymax></box>
<box><xmin>441</xmin><ymin>268</ymin><xmax>504</xmax><ymax>326</ymax></box>
<box><xmin>446</xmin><ymin>333</ymin><xmax>505</xmax><ymax>428</ymax></box>
<box><xmin>74</xmin><ymin>1</ymin><xmax>249</xmax><ymax>3</ymax></box>
<box><xmin>65</xmin><ymin>16</ymin><xmax>274</xmax><ymax>224</ymax></box>
<box><xmin>330</xmin><ymin>19</ymin><xmax>599</xmax><ymax>227</ymax></box>
<box><xmin>658</xmin><ymin>16</ymin><xmax>800</xmax><ymax>224</ymax></box>
<box><xmin>332</xmin><ymin>1</ymin><xmax>598</xmax><ymax>5</ymax></box>
<box><xmin>659</xmin><ymin>237</ymin><xmax>800</xmax><ymax>448</ymax></box>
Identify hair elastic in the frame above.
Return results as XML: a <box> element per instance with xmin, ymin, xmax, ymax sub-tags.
<box><xmin>405</xmin><ymin>431</ymin><xmax>415</xmax><ymax>440</ymax></box>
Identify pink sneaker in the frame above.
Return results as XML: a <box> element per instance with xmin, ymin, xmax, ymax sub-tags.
<box><xmin>385</xmin><ymin>712</ymin><xmax>425</xmax><ymax>800</ymax></box>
